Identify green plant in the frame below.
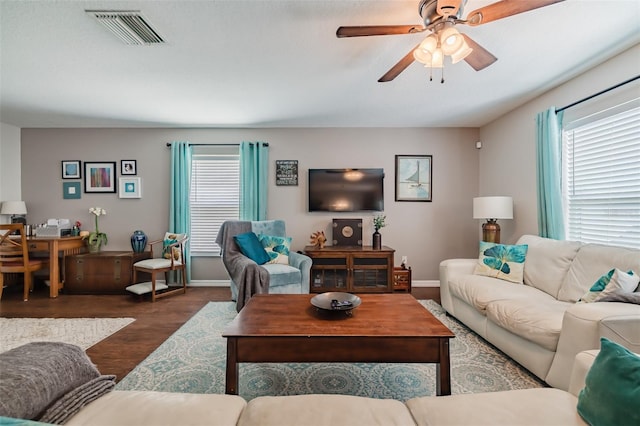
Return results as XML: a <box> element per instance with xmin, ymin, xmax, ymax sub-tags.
<box><xmin>373</xmin><ymin>214</ymin><xmax>387</xmax><ymax>232</ymax></box>
<box><xmin>85</xmin><ymin>207</ymin><xmax>108</xmax><ymax>246</ymax></box>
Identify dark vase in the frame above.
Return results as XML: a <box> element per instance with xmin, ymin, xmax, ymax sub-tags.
<box><xmin>372</xmin><ymin>231</ymin><xmax>382</xmax><ymax>250</ymax></box>
<box><xmin>131</xmin><ymin>230</ymin><xmax>147</xmax><ymax>253</ymax></box>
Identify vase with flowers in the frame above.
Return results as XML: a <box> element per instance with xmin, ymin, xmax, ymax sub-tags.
<box><xmin>84</xmin><ymin>207</ymin><xmax>108</xmax><ymax>253</ymax></box>
<box><xmin>372</xmin><ymin>214</ymin><xmax>386</xmax><ymax>250</ymax></box>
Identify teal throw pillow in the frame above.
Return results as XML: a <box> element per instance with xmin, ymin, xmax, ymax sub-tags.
<box><xmin>234</xmin><ymin>232</ymin><xmax>270</xmax><ymax>265</ymax></box>
<box><xmin>258</xmin><ymin>234</ymin><xmax>291</xmax><ymax>265</ymax></box>
<box><xmin>162</xmin><ymin>232</ymin><xmax>183</xmax><ymax>262</ymax></box>
<box><xmin>581</xmin><ymin>269</ymin><xmax>638</xmax><ymax>303</ymax></box>
<box><xmin>473</xmin><ymin>242</ymin><xmax>528</xmax><ymax>283</ymax></box>
<box><xmin>577</xmin><ymin>338</ymin><xmax>640</xmax><ymax>426</ymax></box>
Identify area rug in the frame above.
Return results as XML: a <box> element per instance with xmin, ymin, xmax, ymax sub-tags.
<box><xmin>117</xmin><ymin>301</ymin><xmax>544</xmax><ymax>401</ymax></box>
<box><xmin>0</xmin><ymin>317</ymin><xmax>135</xmax><ymax>353</ymax></box>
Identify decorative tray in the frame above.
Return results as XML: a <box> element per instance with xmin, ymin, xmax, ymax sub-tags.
<box><xmin>310</xmin><ymin>292</ymin><xmax>361</xmax><ymax>311</ymax></box>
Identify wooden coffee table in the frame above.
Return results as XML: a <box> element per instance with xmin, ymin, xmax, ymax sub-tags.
<box><xmin>222</xmin><ymin>293</ymin><xmax>455</xmax><ymax>396</ymax></box>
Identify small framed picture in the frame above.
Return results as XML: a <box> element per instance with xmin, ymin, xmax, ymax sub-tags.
<box><xmin>62</xmin><ymin>182</ymin><xmax>81</xmax><ymax>199</ymax></box>
<box><xmin>84</xmin><ymin>162</ymin><xmax>116</xmax><ymax>193</ymax></box>
<box><xmin>121</xmin><ymin>160</ymin><xmax>137</xmax><ymax>175</ymax></box>
<box><xmin>395</xmin><ymin>155</ymin><xmax>433</xmax><ymax>202</ymax></box>
<box><xmin>119</xmin><ymin>177</ymin><xmax>142</xmax><ymax>198</ymax></box>
<box><xmin>275</xmin><ymin>160</ymin><xmax>298</xmax><ymax>186</ymax></box>
<box><xmin>61</xmin><ymin>161</ymin><xmax>81</xmax><ymax>179</ymax></box>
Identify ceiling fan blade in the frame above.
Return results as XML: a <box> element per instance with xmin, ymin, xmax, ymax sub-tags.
<box><xmin>462</xmin><ymin>34</ymin><xmax>497</xmax><ymax>71</ymax></box>
<box><xmin>336</xmin><ymin>25</ymin><xmax>425</xmax><ymax>38</ymax></box>
<box><xmin>466</xmin><ymin>0</ymin><xmax>564</xmax><ymax>26</ymax></box>
<box><xmin>378</xmin><ymin>45</ymin><xmax>420</xmax><ymax>82</ymax></box>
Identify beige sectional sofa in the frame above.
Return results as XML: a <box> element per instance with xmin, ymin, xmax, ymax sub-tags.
<box><xmin>63</xmin><ymin>350</ymin><xmax>601</xmax><ymax>426</ymax></box>
<box><xmin>439</xmin><ymin>234</ymin><xmax>640</xmax><ymax>390</ymax></box>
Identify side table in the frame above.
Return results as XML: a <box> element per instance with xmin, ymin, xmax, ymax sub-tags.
<box><xmin>64</xmin><ymin>251</ymin><xmax>151</xmax><ymax>294</ymax></box>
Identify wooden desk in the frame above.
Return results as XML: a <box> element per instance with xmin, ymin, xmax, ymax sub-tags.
<box><xmin>26</xmin><ymin>236</ymin><xmax>85</xmax><ymax>298</ymax></box>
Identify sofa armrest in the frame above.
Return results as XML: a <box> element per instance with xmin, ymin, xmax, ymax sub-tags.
<box><xmin>289</xmin><ymin>251</ymin><xmax>312</xmax><ymax>293</ymax></box>
<box><xmin>568</xmin><ymin>350</ymin><xmax>598</xmax><ymax>397</ymax></box>
<box><xmin>546</xmin><ymin>302</ymin><xmax>640</xmax><ymax>390</ymax></box>
<box><xmin>439</xmin><ymin>259</ymin><xmax>477</xmax><ymax>314</ymax></box>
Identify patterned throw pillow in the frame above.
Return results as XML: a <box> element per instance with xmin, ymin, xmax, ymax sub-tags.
<box><xmin>258</xmin><ymin>234</ymin><xmax>291</xmax><ymax>265</ymax></box>
<box><xmin>473</xmin><ymin>242</ymin><xmax>528</xmax><ymax>284</ymax></box>
<box><xmin>581</xmin><ymin>268</ymin><xmax>639</xmax><ymax>303</ymax></box>
<box><xmin>162</xmin><ymin>233</ymin><xmax>183</xmax><ymax>262</ymax></box>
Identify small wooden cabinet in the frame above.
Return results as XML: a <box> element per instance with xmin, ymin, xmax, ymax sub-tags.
<box><xmin>304</xmin><ymin>245</ymin><xmax>396</xmax><ymax>293</ymax></box>
<box><xmin>393</xmin><ymin>266</ymin><xmax>412</xmax><ymax>292</ymax></box>
<box><xmin>64</xmin><ymin>251</ymin><xmax>151</xmax><ymax>294</ymax></box>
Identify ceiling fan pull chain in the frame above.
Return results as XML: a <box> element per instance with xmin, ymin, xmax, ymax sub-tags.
<box><xmin>441</xmin><ymin>65</ymin><xmax>445</xmax><ymax>84</ymax></box>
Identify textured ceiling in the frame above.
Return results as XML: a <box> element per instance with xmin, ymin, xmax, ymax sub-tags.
<box><xmin>1</xmin><ymin>0</ymin><xmax>639</xmax><ymax>128</ymax></box>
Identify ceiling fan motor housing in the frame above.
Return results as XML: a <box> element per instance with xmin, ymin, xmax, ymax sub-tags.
<box><xmin>419</xmin><ymin>0</ymin><xmax>466</xmax><ymax>26</ymax></box>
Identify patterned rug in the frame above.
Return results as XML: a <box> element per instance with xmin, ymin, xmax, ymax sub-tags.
<box><xmin>117</xmin><ymin>300</ymin><xmax>544</xmax><ymax>401</ymax></box>
<box><xmin>0</xmin><ymin>317</ymin><xmax>135</xmax><ymax>353</ymax></box>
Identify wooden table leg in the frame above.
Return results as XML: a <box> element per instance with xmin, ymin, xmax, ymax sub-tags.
<box><xmin>436</xmin><ymin>338</ymin><xmax>451</xmax><ymax>396</ymax></box>
<box><xmin>49</xmin><ymin>240</ymin><xmax>60</xmax><ymax>298</ymax></box>
<box><xmin>225</xmin><ymin>338</ymin><xmax>238</xmax><ymax>394</ymax></box>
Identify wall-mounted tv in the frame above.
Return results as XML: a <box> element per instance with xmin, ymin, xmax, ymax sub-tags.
<box><xmin>308</xmin><ymin>168</ymin><xmax>384</xmax><ymax>212</ymax></box>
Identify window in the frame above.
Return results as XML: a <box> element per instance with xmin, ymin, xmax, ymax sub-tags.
<box><xmin>562</xmin><ymin>99</ymin><xmax>640</xmax><ymax>249</ymax></box>
<box><xmin>190</xmin><ymin>146</ymin><xmax>240</xmax><ymax>255</ymax></box>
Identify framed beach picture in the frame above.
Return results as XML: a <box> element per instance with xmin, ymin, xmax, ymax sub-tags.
<box><xmin>119</xmin><ymin>177</ymin><xmax>142</xmax><ymax>198</ymax></box>
<box><xmin>395</xmin><ymin>155</ymin><xmax>432</xmax><ymax>202</ymax></box>
<box><xmin>84</xmin><ymin>162</ymin><xmax>116</xmax><ymax>193</ymax></box>
<box><xmin>61</xmin><ymin>160</ymin><xmax>81</xmax><ymax>179</ymax></box>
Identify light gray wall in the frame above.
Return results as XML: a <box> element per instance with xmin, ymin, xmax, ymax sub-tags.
<box><xmin>20</xmin><ymin>127</ymin><xmax>480</xmax><ymax>281</ymax></box>
<box><xmin>478</xmin><ymin>44</ymin><xmax>640</xmax><ymax>244</ymax></box>
<box><xmin>0</xmin><ymin>122</ymin><xmax>22</xmax><ymax>224</ymax></box>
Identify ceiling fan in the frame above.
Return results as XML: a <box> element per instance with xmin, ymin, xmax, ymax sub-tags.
<box><xmin>336</xmin><ymin>0</ymin><xmax>565</xmax><ymax>82</ymax></box>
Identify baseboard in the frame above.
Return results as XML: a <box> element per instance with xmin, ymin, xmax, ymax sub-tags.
<box><xmin>412</xmin><ymin>280</ymin><xmax>440</xmax><ymax>288</ymax></box>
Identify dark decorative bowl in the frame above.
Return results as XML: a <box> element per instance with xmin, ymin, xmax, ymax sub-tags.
<box><xmin>310</xmin><ymin>292</ymin><xmax>362</xmax><ymax>311</ymax></box>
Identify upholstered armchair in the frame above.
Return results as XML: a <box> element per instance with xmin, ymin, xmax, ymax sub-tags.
<box><xmin>216</xmin><ymin>220</ymin><xmax>312</xmax><ymax>311</ymax></box>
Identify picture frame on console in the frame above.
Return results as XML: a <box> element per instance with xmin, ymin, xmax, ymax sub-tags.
<box><xmin>395</xmin><ymin>155</ymin><xmax>432</xmax><ymax>202</ymax></box>
<box><xmin>84</xmin><ymin>162</ymin><xmax>116</xmax><ymax>193</ymax></box>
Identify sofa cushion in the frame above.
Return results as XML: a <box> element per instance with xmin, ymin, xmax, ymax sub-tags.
<box><xmin>486</xmin><ymin>298</ymin><xmax>570</xmax><ymax>351</ymax></box>
<box><xmin>449</xmin><ymin>274</ymin><xmax>552</xmax><ymax>314</ymax></box>
<box><xmin>559</xmin><ymin>243</ymin><xmax>640</xmax><ymax>302</ymax></box>
<box><xmin>473</xmin><ymin>242</ymin><xmax>528</xmax><ymax>284</ymax></box>
<box><xmin>261</xmin><ymin>264</ymin><xmax>302</xmax><ymax>287</ymax></box>
<box><xmin>237</xmin><ymin>394</ymin><xmax>415</xmax><ymax>426</ymax></box>
<box><xmin>406</xmin><ymin>388</ymin><xmax>585</xmax><ymax>426</ymax></box>
<box><xmin>577</xmin><ymin>338</ymin><xmax>640</xmax><ymax>426</ymax></box>
<box><xmin>65</xmin><ymin>391</ymin><xmax>246</xmax><ymax>426</ymax></box>
<box><xmin>516</xmin><ymin>235</ymin><xmax>582</xmax><ymax>298</ymax></box>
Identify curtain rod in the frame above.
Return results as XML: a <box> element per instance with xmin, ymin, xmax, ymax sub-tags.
<box><xmin>165</xmin><ymin>142</ymin><xmax>269</xmax><ymax>147</ymax></box>
<box><xmin>556</xmin><ymin>75</ymin><xmax>640</xmax><ymax>113</ymax></box>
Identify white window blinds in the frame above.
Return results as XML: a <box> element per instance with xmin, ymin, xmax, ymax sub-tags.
<box><xmin>190</xmin><ymin>147</ymin><xmax>240</xmax><ymax>255</ymax></box>
<box><xmin>563</xmin><ymin>101</ymin><xmax>640</xmax><ymax>249</ymax></box>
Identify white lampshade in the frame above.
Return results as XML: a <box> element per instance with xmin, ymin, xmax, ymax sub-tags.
<box><xmin>473</xmin><ymin>196</ymin><xmax>513</xmax><ymax>220</ymax></box>
<box><xmin>1</xmin><ymin>200</ymin><xmax>27</xmax><ymax>215</ymax></box>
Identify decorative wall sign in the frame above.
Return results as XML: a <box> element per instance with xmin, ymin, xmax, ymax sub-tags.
<box><xmin>119</xmin><ymin>177</ymin><xmax>142</xmax><ymax>198</ymax></box>
<box><xmin>275</xmin><ymin>160</ymin><xmax>298</xmax><ymax>186</ymax></box>
<box><xmin>62</xmin><ymin>160</ymin><xmax>81</xmax><ymax>179</ymax></box>
<box><xmin>395</xmin><ymin>155</ymin><xmax>432</xmax><ymax>202</ymax></box>
<box><xmin>84</xmin><ymin>162</ymin><xmax>116</xmax><ymax>193</ymax></box>
<box><xmin>63</xmin><ymin>182</ymin><xmax>81</xmax><ymax>199</ymax></box>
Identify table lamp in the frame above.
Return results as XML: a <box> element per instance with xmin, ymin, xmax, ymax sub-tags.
<box><xmin>473</xmin><ymin>196</ymin><xmax>513</xmax><ymax>243</ymax></box>
<box><xmin>1</xmin><ymin>200</ymin><xmax>27</xmax><ymax>224</ymax></box>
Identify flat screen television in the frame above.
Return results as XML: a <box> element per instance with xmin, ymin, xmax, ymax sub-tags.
<box><xmin>308</xmin><ymin>168</ymin><xmax>384</xmax><ymax>212</ymax></box>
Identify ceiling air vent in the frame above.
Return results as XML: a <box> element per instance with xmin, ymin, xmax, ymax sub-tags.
<box><xmin>86</xmin><ymin>10</ymin><xmax>165</xmax><ymax>45</ymax></box>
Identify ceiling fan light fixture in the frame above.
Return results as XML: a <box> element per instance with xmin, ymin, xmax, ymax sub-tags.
<box><xmin>450</xmin><ymin>40</ymin><xmax>473</xmax><ymax>63</ymax></box>
<box><xmin>439</xmin><ymin>26</ymin><xmax>463</xmax><ymax>55</ymax></box>
<box><xmin>430</xmin><ymin>48</ymin><xmax>444</xmax><ymax>68</ymax></box>
<box><xmin>419</xmin><ymin>33</ymin><xmax>438</xmax><ymax>53</ymax></box>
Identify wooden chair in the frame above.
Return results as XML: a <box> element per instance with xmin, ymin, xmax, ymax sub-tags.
<box><xmin>129</xmin><ymin>232</ymin><xmax>188</xmax><ymax>302</ymax></box>
<box><xmin>0</xmin><ymin>224</ymin><xmax>49</xmax><ymax>301</ymax></box>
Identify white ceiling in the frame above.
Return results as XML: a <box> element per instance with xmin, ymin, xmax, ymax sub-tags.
<box><xmin>1</xmin><ymin>0</ymin><xmax>639</xmax><ymax>129</ymax></box>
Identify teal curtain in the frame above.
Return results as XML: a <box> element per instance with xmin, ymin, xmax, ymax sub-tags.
<box><xmin>536</xmin><ymin>107</ymin><xmax>565</xmax><ymax>240</ymax></box>
<box><xmin>170</xmin><ymin>141</ymin><xmax>192</xmax><ymax>282</ymax></box>
<box><xmin>239</xmin><ymin>141</ymin><xmax>269</xmax><ymax>220</ymax></box>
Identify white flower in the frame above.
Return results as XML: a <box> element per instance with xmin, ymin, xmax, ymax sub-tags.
<box><xmin>89</xmin><ymin>207</ymin><xmax>106</xmax><ymax>216</ymax></box>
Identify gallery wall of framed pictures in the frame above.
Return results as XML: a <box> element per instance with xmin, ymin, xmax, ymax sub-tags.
<box><xmin>60</xmin><ymin>159</ymin><xmax>142</xmax><ymax>200</ymax></box>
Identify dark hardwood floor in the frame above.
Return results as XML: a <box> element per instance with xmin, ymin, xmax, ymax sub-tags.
<box><xmin>0</xmin><ymin>284</ymin><xmax>439</xmax><ymax>382</ymax></box>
